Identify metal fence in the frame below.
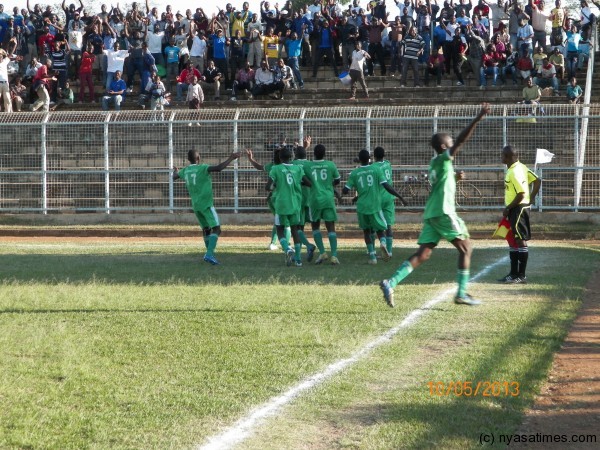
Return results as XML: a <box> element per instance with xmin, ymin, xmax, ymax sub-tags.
<box><xmin>0</xmin><ymin>105</ymin><xmax>599</xmax><ymax>213</ymax></box>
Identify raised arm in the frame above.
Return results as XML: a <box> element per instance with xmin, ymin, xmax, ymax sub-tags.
<box><xmin>208</xmin><ymin>152</ymin><xmax>241</xmax><ymax>172</ymax></box>
<box><xmin>245</xmin><ymin>148</ymin><xmax>265</xmax><ymax>171</ymax></box>
<box><xmin>450</xmin><ymin>103</ymin><xmax>490</xmax><ymax>157</ymax></box>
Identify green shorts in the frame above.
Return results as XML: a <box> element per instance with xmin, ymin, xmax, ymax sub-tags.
<box><xmin>417</xmin><ymin>214</ymin><xmax>470</xmax><ymax>245</ymax></box>
<box><xmin>381</xmin><ymin>199</ymin><xmax>395</xmax><ymax>227</ymax></box>
<box><xmin>357</xmin><ymin>211</ymin><xmax>388</xmax><ymax>232</ymax></box>
<box><xmin>275</xmin><ymin>212</ymin><xmax>301</xmax><ymax>227</ymax></box>
<box><xmin>268</xmin><ymin>196</ymin><xmax>276</xmax><ymax>215</ymax></box>
<box><xmin>194</xmin><ymin>206</ymin><xmax>220</xmax><ymax>230</ymax></box>
<box><xmin>309</xmin><ymin>207</ymin><xmax>338</xmax><ymax>223</ymax></box>
<box><xmin>300</xmin><ymin>206</ymin><xmax>311</xmax><ymax>224</ymax></box>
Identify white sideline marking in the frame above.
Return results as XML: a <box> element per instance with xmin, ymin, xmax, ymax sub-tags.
<box><xmin>197</xmin><ymin>257</ymin><xmax>508</xmax><ymax>450</ymax></box>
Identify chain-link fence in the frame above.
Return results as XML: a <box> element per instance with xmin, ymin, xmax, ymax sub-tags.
<box><xmin>0</xmin><ymin>105</ymin><xmax>599</xmax><ymax>213</ymax></box>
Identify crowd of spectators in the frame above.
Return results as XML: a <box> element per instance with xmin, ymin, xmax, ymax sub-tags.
<box><xmin>0</xmin><ymin>0</ymin><xmax>597</xmax><ymax>112</ymax></box>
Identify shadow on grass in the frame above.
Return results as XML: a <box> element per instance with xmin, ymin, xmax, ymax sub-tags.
<box><xmin>0</xmin><ymin>248</ymin><xmax>503</xmax><ymax>286</ymax></box>
<box><xmin>338</xmin><ymin>284</ymin><xmax>588</xmax><ymax>446</ymax></box>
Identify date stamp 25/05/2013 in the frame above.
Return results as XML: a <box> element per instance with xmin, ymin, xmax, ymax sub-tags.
<box><xmin>427</xmin><ymin>381</ymin><xmax>520</xmax><ymax>397</ymax></box>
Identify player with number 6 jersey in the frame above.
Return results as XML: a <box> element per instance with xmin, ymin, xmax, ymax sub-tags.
<box><xmin>266</xmin><ymin>147</ymin><xmax>313</xmax><ymax>267</ymax></box>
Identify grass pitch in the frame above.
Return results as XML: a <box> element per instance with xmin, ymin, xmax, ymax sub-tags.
<box><xmin>0</xmin><ymin>238</ymin><xmax>598</xmax><ymax>449</ymax></box>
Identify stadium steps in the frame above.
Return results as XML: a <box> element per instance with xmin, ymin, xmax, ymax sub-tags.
<box><xmin>56</xmin><ymin>80</ymin><xmax>589</xmax><ymax>110</ymax></box>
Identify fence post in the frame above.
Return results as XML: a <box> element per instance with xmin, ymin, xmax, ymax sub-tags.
<box><xmin>538</xmin><ymin>167</ymin><xmax>543</xmax><ymax>212</ymax></box>
<box><xmin>433</xmin><ymin>106</ymin><xmax>439</xmax><ymax>134</ymax></box>
<box><xmin>233</xmin><ymin>109</ymin><xmax>240</xmax><ymax>213</ymax></box>
<box><xmin>502</xmin><ymin>106</ymin><xmax>507</xmax><ymax>148</ymax></box>
<box><xmin>299</xmin><ymin>108</ymin><xmax>306</xmax><ymax>142</ymax></box>
<box><xmin>366</xmin><ymin>108</ymin><xmax>372</xmax><ymax>151</ymax></box>
<box><xmin>574</xmin><ymin>108</ymin><xmax>580</xmax><ymax>212</ymax></box>
<box><xmin>41</xmin><ymin>114</ymin><xmax>49</xmax><ymax>214</ymax></box>
<box><xmin>168</xmin><ymin>112</ymin><xmax>175</xmax><ymax>213</ymax></box>
<box><xmin>104</xmin><ymin>113</ymin><xmax>111</xmax><ymax>213</ymax></box>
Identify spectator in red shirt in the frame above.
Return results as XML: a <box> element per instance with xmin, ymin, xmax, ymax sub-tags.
<box><xmin>231</xmin><ymin>61</ymin><xmax>255</xmax><ymax>101</ymax></box>
<box><xmin>37</xmin><ymin>26</ymin><xmax>55</xmax><ymax>57</ymax></box>
<box><xmin>31</xmin><ymin>58</ymin><xmax>56</xmax><ymax>112</ymax></box>
<box><xmin>176</xmin><ymin>61</ymin><xmax>202</xmax><ymax>101</ymax></box>
<box><xmin>480</xmin><ymin>43</ymin><xmax>501</xmax><ymax>87</ymax></box>
<box><xmin>78</xmin><ymin>43</ymin><xmax>95</xmax><ymax>103</ymax></box>
<box><xmin>424</xmin><ymin>47</ymin><xmax>445</xmax><ymax>87</ymax></box>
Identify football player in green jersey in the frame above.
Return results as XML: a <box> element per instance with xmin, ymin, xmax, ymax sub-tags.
<box><xmin>292</xmin><ymin>138</ymin><xmax>318</xmax><ymax>262</ymax></box>
<box><xmin>266</xmin><ymin>146</ymin><xmax>313</xmax><ymax>267</ymax></box>
<box><xmin>380</xmin><ymin>104</ymin><xmax>490</xmax><ymax>307</ymax></box>
<box><xmin>245</xmin><ymin>147</ymin><xmax>292</xmax><ymax>250</ymax></box>
<box><xmin>174</xmin><ymin>149</ymin><xmax>241</xmax><ymax>265</ymax></box>
<box><xmin>373</xmin><ymin>146</ymin><xmax>397</xmax><ymax>258</ymax></box>
<box><xmin>307</xmin><ymin>142</ymin><xmax>343</xmax><ymax>265</ymax></box>
<box><xmin>342</xmin><ymin>149</ymin><xmax>406</xmax><ymax>265</ymax></box>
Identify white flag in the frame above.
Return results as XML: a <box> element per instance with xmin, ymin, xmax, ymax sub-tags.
<box><xmin>535</xmin><ymin>148</ymin><xmax>555</xmax><ymax>165</ymax></box>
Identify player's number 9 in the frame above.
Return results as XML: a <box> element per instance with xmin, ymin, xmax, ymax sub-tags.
<box><xmin>358</xmin><ymin>174</ymin><xmax>374</xmax><ymax>188</ymax></box>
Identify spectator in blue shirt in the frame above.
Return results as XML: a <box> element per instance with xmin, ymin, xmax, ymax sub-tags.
<box><xmin>311</xmin><ymin>20</ymin><xmax>339</xmax><ymax>78</ymax></box>
<box><xmin>102</xmin><ymin>69</ymin><xmax>127</xmax><ymax>111</ymax></box>
<box><xmin>565</xmin><ymin>24</ymin><xmax>581</xmax><ymax>79</ymax></box>
<box><xmin>164</xmin><ymin>38</ymin><xmax>180</xmax><ymax>91</ymax></box>
<box><xmin>284</xmin><ymin>30</ymin><xmax>304</xmax><ymax>88</ymax></box>
<box><xmin>209</xmin><ymin>24</ymin><xmax>230</xmax><ymax>88</ymax></box>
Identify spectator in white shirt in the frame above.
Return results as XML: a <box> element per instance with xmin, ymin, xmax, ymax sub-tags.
<box><xmin>103</xmin><ymin>41</ymin><xmax>130</xmax><ymax>91</ymax></box>
<box><xmin>145</xmin><ymin>22</ymin><xmax>165</xmax><ymax>66</ymax></box>
<box><xmin>0</xmin><ymin>49</ymin><xmax>15</xmax><ymax>113</ymax></box>
<box><xmin>349</xmin><ymin>41</ymin><xmax>370</xmax><ymax>100</ymax></box>
<box><xmin>189</xmin><ymin>29</ymin><xmax>207</xmax><ymax>73</ymax></box>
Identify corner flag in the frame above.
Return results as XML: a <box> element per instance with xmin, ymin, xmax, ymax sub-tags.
<box><xmin>535</xmin><ymin>148</ymin><xmax>555</xmax><ymax>166</ymax></box>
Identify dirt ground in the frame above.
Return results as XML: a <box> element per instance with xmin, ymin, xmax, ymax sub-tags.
<box><xmin>516</xmin><ymin>271</ymin><xmax>600</xmax><ymax>448</ymax></box>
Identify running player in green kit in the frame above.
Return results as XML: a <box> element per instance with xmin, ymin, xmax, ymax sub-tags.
<box><xmin>379</xmin><ymin>104</ymin><xmax>490</xmax><ymax>307</ymax></box>
<box><xmin>342</xmin><ymin>149</ymin><xmax>406</xmax><ymax>265</ymax></box>
<box><xmin>174</xmin><ymin>149</ymin><xmax>241</xmax><ymax>265</ymax></box>
<box><xmin>266</xmin><ymin>146</ymin><xmax>313</xmax><ymax>267</ymax></box>
<box><xmin>307</xmin><ymin>142</ymin><xmax>342</xmax><ymax>265</ymax></box>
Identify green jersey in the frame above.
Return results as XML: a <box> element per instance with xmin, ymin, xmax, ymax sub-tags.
<box><xmin>178</xmin><ymin>164</ymin><xmax>213</xmax><ymax>210</ymax></box>
<box><xmin>345</xmin><ymin>165</ymin><xmax>385</xmax><ymax>215</ymax></box>
<box><xmin>308</xmin><ymin>159</ymin><xmax>341</xmax><ymax>210</ymax></box>
<box><xmin>269</xmin><ymin>163</ymin><xmax>304</xmax><ymax>215</ymax></box>
<box><xmin>375</xmin><ymin>160</ymin><xmax>395</xmax><ymax>204</ymax></box>
<box><xmin>424</xmin><ymin>150</ymin><xmax>456</xmax><ymax>219</ymax></box>
<box><xmin>292</xmin><ymin>159</ymin><xmax>312</xmax><ymax>208</ymax></box>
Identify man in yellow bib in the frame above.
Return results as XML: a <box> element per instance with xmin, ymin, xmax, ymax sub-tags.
<box><xmin>499</xmin><ymin>145</ymin><xmax>542</xmax><ymax>284</ymax></box>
